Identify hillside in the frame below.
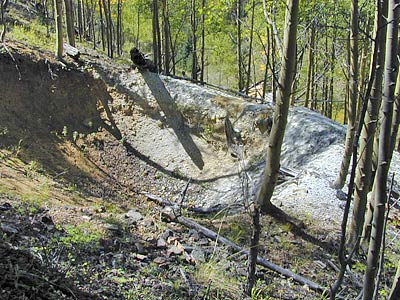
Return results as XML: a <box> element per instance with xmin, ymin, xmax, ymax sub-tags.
<box><xmin>1</xmin><ymin>41</ymin><xmax>400</xmax><ymax>300</ymax></box>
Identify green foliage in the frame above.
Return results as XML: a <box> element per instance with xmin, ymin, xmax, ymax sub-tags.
<box><xmin>20</xmin><ymin>193</ymin><xmax>48</xmax><ymax>214</ymax></box>
<box><xmin>62</xmin><ymin>126</ymin><xmax>68</xmax><ymax>137</ymax></box>
<box><xmin>60</xmin><ymin>223</ymin><xmax>102</xmax><ymax>247</ymax></box>
<box><xmin>352</xmin><ymin>261</ymin><xmax>366</xmax><ymax>273</ymax></box>
<box><xmin>0</xmin><ymin>126</ymin><xmax>8</xmax><ymax>136</ymax></box>
<box><xmin>24</xmin><ymin>160</ymin><xmax>42</xmax><ymax>178</ymax></box>
<box><xmin>10</xmin><ymin>20</ymin><xmax>54</xmax><ymax>51</ymax></box>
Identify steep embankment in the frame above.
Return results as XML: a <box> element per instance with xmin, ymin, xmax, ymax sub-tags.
<box><xmin>79</xmin><ymin>49</ymin><xmax>354</xmax><ymax>225</ymax></box>
<box><xmin>0</xmin><ymin>43</ymin><xmax>110</xmax><ymax>200</ymax></box>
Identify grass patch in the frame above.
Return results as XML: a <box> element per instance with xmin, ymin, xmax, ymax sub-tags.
<box><xmin>195</xmin><ymin>257</ymin><xmax>242</xmax><ymax>299</ymax></box>
<box><xmin>10</xmin><ymin>20</ymin><xmax>55</xmax><ymax>52</ymax></box>
<box><xmin>60</xmin><ymin>222</ymin><xmax>103</xmax><ymax>248</ymax></box>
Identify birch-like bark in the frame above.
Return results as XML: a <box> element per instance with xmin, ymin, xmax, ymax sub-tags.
<box><xmin>257</xmin><ymin>0</ymin><xmax>299</xmax><ymax>213</ymax></box>
<box><xmin>332</xmin><ymin>0</ymin><xmax>359</xmax><ymax>189</ymax></box>
<box><xmin>363</xmin><ymin>1</ymin><xmax>399</xmax><ymax>299</ymax></box>
<box><xmin>349</xmin><ymin>0</ymin><xmax>387</xmax><ymax>250</ymax></box>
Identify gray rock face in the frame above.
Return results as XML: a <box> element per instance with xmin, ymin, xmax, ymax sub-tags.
<box><xmin>282</xmin><ymin>107</ymin><xmax>346</xmax><ymax>168</ymax></box>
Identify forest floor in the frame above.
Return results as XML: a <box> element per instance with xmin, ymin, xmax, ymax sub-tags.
<box><xmin>1</xmin><ymin>40</ymin><xmax>400</xmax><ymax>300</ymax></box>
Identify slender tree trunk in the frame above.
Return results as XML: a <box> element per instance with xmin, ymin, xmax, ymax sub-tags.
<box><xmin>311</xmin><ymin>30</ymin><xmax>318</xmax><ymax>110</ymax></box>
<box><xmin>64</xmin><ymin>0</ymin><xmax>75</xmax><ymax>46</ymax></box>
<box><xmin>262</xmin><ymin>27</ymin><xmax>270</xmax><ymax>99</ymax></box>
<box><xmin>156</xmin><ymin>10</ymin><xmax>162</xmax><ymax>72</ymax></box>
<box><xmin>200</xmin><ymin>0</ymin><xmax>206</xmax><ymax>83</ymax></box>
<box><xmin>245</xmin><ymin>0</ymin><xmax>255</xmax><ymax>95</ymax></box>
<box><xmin>101</xmin><ymin>0</ymin><xmax>109</xmax><ymax>56</ymax></box>
<box><xmin>86</xmin><ymin>0</ymin><xmax>91</xmax><ymax>40</ymax></box>
<box><xmin>357</xmin><ymin>18</ymin><xmax>372</xmax><ymax>122</ymax></box>
<box><xmin>106</xmin><ymin>0</ymin><xmax>113</xmax><ymax>58</ymax></box>
<box><xmin>85</xmin><ymin>0</ymin><xmax>91</xmax><ymax>39</ymax></box>
<box><xmin>136</xmin><ymin>8</ymin><xmax>140</xmax><ymax>47</ymax></box>
<box><xmin>152</xmin><ymin>0</ymin><xmax>159</xmax><ymax>70</ymax></box>
<box><xmin>116</xmin><ymin>0</ymin><xmax>122</xmax><ymax>56</ymax></box>
<box><xmin>257</xmin><ymin>0</ymin><xmax>299</xmax><ymax>213</ymax></box>
<box><xmin>161</xmin><ymin>0</ymin><xmax>170</xmax><ymax>74</ymax></box>
<box><xmin>363</xmin><ymin>1</ymin><xmax>399</xmax><ymax>299</ymax></box>
<box><xmin>191</xmin><ymin>0</ymin><xmax>197</xmax><ymax>80</ymax></box>
<box><xmin>322</xmin><ymin>35</ymin><xmax>329</xmax><ymax>116</ymax></box>
<box><xmin>236</xmin><ymin>0</ymin><xmax>244</xmax><ymax>91</ymax></box>
<box><xmin>54</xmin><ymin>0</ymin><xmax>63</xmax><ymax>59</ymax></box>
<box><xmin>349</xmin><ymin>0</ymin><xmax>387</xmax><ymax>249</ymax></box>
<box><xmin>344</xmin><ymin>32</ymin><xmax>351</xmax><ymax>125</ymax></box>
<box><xmin>81</xmin><ymin>0</ymin><xmax>86</xmax><ymax>38</ymax></box>
<box><xmin>91</xmin><ymin>0</ymin><xmax>96</xmax><ymax>49</ymax></box>
<box><xmin>328</xmin><ymin>41</ymin><xmax>335</xmax><ymax>118</ymax></box>
<box><xmin>332</xmin><ymin>0</ymin><xmax>359</xmax><ymax>189</ymax></box>
<box><xmin>362</xmin><ymin>0</ymin><xmax>389</xmax><ymax>249</ymax></box>
<box><xmin>389</xmin><ymin>260</ymin><xmax>400</xmax><ymax>300</ymax></box>
<box><xmin>305</xmin><ymin>24</ymin><xmax>315</xmax><ymax>108</ymax></box>
<box><xmin>98</xmin><ymin>0</ymin><xmax>105</xmax><ymax>51</ymax></box>
<box><xmin>271</xmin><ymin>25</ymin><xmax>277</xmax><ymax>103</ymax></box>
<box><xmin>167</xmin><ymin>20</ymin><xmax>176</xmax><ymax>75</ymax></box>
<box><xmin>77</xmin><ymin>0</ymin><xmax>83</xmax><ymax>40</ymax></box>
<box><xmin>290</xmin><ymin>46</ymin><xmax>300</xmax><ymax>105</ymax></box>
<box><xmin>1</xmin><ymin>0</ymin><xmax>9</xmax><ymax>44</ymax></box>
<box><xmin>245</xmin><ymin>204</ymin><xmax>261</xmax><ymax>295</ymax></box>
<box><xmin>389</xmin><ymin>49</ymin><xmax>400</xmax><ymax>157</ymax></box>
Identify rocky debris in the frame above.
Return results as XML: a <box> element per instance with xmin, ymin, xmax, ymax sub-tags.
<box><xmin>0</xmin><ymin>240</ymin><xmax>97</xmax><ymax>300</ymax></box>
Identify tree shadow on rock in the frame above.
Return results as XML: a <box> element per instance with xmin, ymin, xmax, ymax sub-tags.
<box><xmin>140</xmin><ymin>70</ymin><xmax>204</xmax><ymax>170</ymax></box>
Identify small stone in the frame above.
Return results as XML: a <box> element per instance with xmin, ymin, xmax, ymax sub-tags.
<box><xmin>135</xmin><ymin>242</ymin><xmax>146</xmax><ymax>254</ymax></box>
<box><xmin>167</xmin><ymin>236</ymin><xmax>178</xmax><ymax>244</ymax></box>
<box><xmin>157</xmin><ymin>238</ymin><xmax>167</xmax><ymax>248</ymax></box>
<box><xmin>189</xmin><ymin>229</ymin><xmax>200</xmax><ymax>241</ymax></box>
<box><xmin>198</xmin><ymin>238</ymin><xmax>209</xmax><ymax>246</ymax></box>
<box><xmin>82</xmin><ymin>215</ymin><xmax>92</xmax><ymax>221</ymax></box>
<box><xmin>95</xmin><ymin>206</ymin><xmax>106</xmax><ymax>213</ymax></box>
<box><xmin>160</xmin><ymin>229</ymin><xmax>173</xmax><ymax>240</ymax></box>
<box><xmin>1</xmin><ymin>223</ymin><xmax>18</xmax><ymax>234</ymax></box>
<box><xmin>133</xmin><ymin>253</ymin><xmax>147</xmax><ymax>261</ymax></box>
<box><xmin>41</xmin><ymin>215</ymin><xmax>54</xmax><ymax>225</ymax></box>
<box><xmin>167</xmin><ymin>245</ymin><xmax>183</xmax><ymax>256</ymax></box>
<box><xmin>153</xmin><ymin>257</ymin><xmax>167</xmax><ymax>265</ymax></box>
<box><xmin>191</xmin><ymin>246</ymin><xmax>206</xmax><ymax>263</ymax></box>
<box><xmin>336</xmin><ymin>190</ymin><xmax>347</xmax><ymax>201</ymax></box>
<box><xmin>125</xmin><ymin>209</ymin><xmax>143</xmax><ymax>223</ymax></box>
<box><xmin>0</xmin><ymin>203</ymin><xmax>12</xmax><ymax>211</ymax></box>
<box><xmin>105</xmin><ymin>223</ymin><xmax>120</xmax><ymax>233</ymax></box>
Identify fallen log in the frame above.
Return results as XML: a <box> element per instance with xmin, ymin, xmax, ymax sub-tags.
<box><xmin>142</xmin><ymin>192</ymin><xmax>229</xmax><ymax>214</ymax></box>
<box><xmin>143</xmin><ymin>192</ymin><xmax>327</xmax><ymax>294</ymax></box>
